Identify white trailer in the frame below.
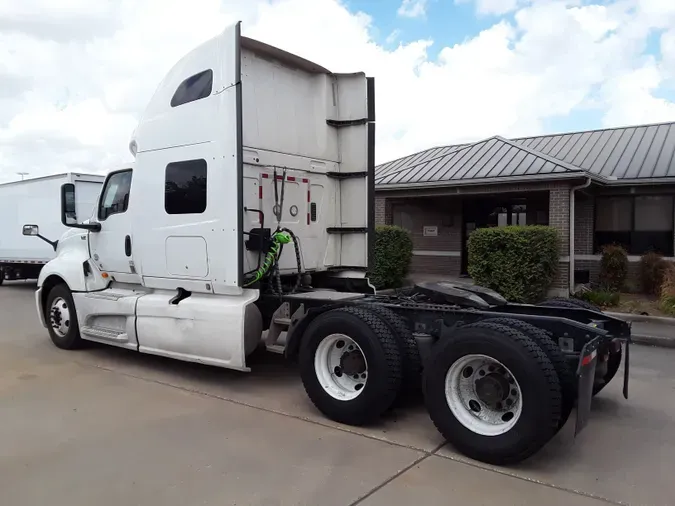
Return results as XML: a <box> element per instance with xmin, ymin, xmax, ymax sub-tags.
<box><xmin>24</xmin><ymin>21</ymin><xmax>631</xmax><ymax>466</ymax></box>
<box><xmin>0</xmin><ymin>173</ymin><xmax>104</xmax><ymax>284</ymax></box>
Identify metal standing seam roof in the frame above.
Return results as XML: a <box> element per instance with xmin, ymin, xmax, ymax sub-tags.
<box><xmin>375</xmin><ymin>120</ymin><xmax>675</xmax><ymax>187</ymax></box>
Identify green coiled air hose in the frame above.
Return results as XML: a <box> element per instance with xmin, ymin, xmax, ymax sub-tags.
<box><xmin>243</xmin><ymin>231</ymin><xmax>291</xmax><ymax>287</ymax></box>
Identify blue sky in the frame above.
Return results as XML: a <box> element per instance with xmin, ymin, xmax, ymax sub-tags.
<box><xmin>342</xmin><ymin>0</ymin><xmax>675</xmax><ymax>140</ymax></box>
<box><xmin>2</xmin><ymin>0</ymin><xmax>675</xmax><ymax>178</ymax></box>
<box><xmin>346</xmin><ymin>0</ymin><xmax>496</xmax><ymax>56</ymax></box>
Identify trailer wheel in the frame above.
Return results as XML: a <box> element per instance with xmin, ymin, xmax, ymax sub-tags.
<box><xmin>480</xmin><ymin>318</ymin><xmax>575</xmax><ymax>430</ymax></box>
<box><xmin>45</xmin><ymin>284</ymin><xmax>84</xmax><ymax>350</ymax></box>
<box><xmin>423</xmin><ymin>321</ymin><xmax>561</xmax><ymax>466</ymax></box>
<box><xmin>299</xmin><ymin>306</ymin><xmax>403</xmax><ymax>426</ymax></box>
<box><xmin>540</xmin><ymin>297</ymin><xmax>601</xmax><ymax>313</ymax></box>
<box><xmin>364</xmin><ymin>304</ymin><xmax>422</xmax><ymax>396</ymax></box>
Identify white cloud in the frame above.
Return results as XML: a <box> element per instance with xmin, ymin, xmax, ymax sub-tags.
<box><xmin>397</xmin><ymin>0</ymin><xmax>429</xmax><ymax>18</ymax></box>
<box><xmin>0</xmin><ymin>0</ymin><xmax>674</xmax><ymax>184</ymax></box>
<box><xmin>456</xmin><ymin>0</ymin><xmax>522</xmax><ymax>16</ymax></box>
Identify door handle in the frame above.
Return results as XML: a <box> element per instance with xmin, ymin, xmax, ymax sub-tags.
<box><xmin>124</xmin><ymin>235</ymin><xmax>132</xmax><ymax>257</ymax></box>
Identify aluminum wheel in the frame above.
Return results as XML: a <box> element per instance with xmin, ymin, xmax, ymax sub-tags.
<box><xmin>445</xmin><ymin>354</ymin><xmax>523</xmax><ymax>436</ymax></box>
<box><xmin>314</xmin><ymin>333</ymin><xmax>368</xmax><ymax>401</ymax></box>
<box><xmin>49</xmin><ymin>297</ymin><xmax>71</xmax><ymax>338</ymax></box>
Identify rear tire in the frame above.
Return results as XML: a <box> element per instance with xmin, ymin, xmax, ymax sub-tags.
<box><xmin>364</xmin><ymin>304</ymin><xmax>422</xmax><ymax>397</ymax></box>
<box><xmin>423</xmin><ymin>321</ymin><xmax>562</xmax><ymax>466</ymax></box>
<box><xmin>299</xmin><ymin>306</ymin><xmax>403</xmax><ymax>426</ymax></box>
<box><xmin>44</xmin><ymin>284</ymin><xmax>84</xmax><ymax>350</ymax></box>
<box><xmin>540</xmin><ymin>297</ymin><xmax>601</xmax><ymax>313</ymax></box>
<box><xmin>480</xmin><ymin>318</ymin><xmax>575</xmax><ymax>430</ymax></box>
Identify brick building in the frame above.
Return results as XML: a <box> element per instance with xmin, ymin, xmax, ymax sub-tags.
<box><xmin>374</xmin><ymin>121</ymin><xmax>675</xmax><ymax>296</ymax></box>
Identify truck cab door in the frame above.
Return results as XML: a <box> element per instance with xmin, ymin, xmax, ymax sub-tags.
<box><xmin>88</xmin><ymin>169</ymin><xmax>141</xmax><ymax>285</ymax></box>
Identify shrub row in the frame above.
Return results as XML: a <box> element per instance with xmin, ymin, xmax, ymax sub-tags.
<box><xmin>467</xmin><ymin>225</ymin><xmax>559</xmax><ymax>303</ymax></box>
<box><xmin>369</xmin><ymin>225</ymin><xmax>413</xmax><ymax>289</ymax></box>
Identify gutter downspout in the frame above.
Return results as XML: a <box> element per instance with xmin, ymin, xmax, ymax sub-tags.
<box><xmin>569</xmin><ymin>177</ymin><xmax>592</xmax><ymax>295</ymax></box>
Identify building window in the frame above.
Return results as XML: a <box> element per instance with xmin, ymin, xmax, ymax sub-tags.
<box><xmin>594</xmin><ymin>195</ymin><xmax>674</xmax><ymax>256</ymax></box>
<box><xmin>170</xmin><ymin>69</ymin><xmax>213</xmax><ymax>107</ymax></box>
<box><xmin>98</xmin><ymin>169</ymin><xmax>133</xmax><ymax>220</ymax></box>
<box><xmin>165</xmin><ymin>159</ymin><xmax>207</xmax><ymax>215</ymax></box>
<box><xmin>392</xmin><ymin>204</ymin><xmax>414</xmax><ymax>231</ymax></box>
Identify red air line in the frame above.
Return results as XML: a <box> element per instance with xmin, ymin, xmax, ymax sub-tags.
<box><xmin>581</xmin><ymin>349</ymin><xmax>597</xmax><ymax>366</ymax></box>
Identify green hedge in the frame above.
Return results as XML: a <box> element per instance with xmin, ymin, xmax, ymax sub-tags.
<box><xmin>599</xmin><ymin>244</ymin><xmax>628</xmax><ymax>291</ymax></box>
<box><xmin>467</xmin><ymin>225</ymin><xmax>559</xmax><ymax>303</ymax></box>
<box><xmin>369</xmin><ymin>225</ymin><xmax>413</xmax><ymax>289</ymax></box>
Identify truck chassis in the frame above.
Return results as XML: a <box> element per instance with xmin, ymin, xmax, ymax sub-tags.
<box><xmin>254</xmin><ymin>279</ymin><xmax>630</xmax><ymax>466</ymax></box>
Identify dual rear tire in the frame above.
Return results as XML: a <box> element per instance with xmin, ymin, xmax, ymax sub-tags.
<box><xmin>298</xmin><ymin>307</ymin><xmax>567</xmax><ymax>466</ymax></box>
<box><xmin>423</xmin><ymin>321</ymin><xmax>564</xmax><ymax>466</ymax></box>
<box><xmin>298</xmin><ymin>306</ymin><xmax>403</xmax><ymax>426</ymax></box>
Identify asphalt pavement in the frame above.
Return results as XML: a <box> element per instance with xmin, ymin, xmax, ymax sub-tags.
<box><xmin>1</xmin><ymin>281</ymin><xmax>674</xmax><ymax>505</ymax></box>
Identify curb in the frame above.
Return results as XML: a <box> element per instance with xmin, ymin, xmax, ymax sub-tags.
<box><xmin>606</xmin><ymin>311</ymin><xmax>675</xmax><ymax>325</ymax></box>
<box><xmin>632</xmin><ymin>334</ymin><xmax>675</xmax><ymax>349</ymax></box>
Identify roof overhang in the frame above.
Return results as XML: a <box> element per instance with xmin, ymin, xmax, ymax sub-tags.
<box><xmin>375</xmin><ymin>171</ymin><xmax>601</xmax><ymax>192</ymax></box>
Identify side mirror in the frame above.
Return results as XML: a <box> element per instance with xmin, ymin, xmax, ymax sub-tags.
<box><xmin>61</xmin><ymin>183</ymin><xmax>77</xmax><ymax>226</ymax></box>
<box><xmin>22</xmin><ymin>224</ymin><xmax>58</xmax><ymax>251</ymax></box>
<box><xmin>60</xmin><ymin>183</ymin><xmax>101</xmax><ymax>232</ymax></box>
<box><xmin>22</xmin><ymin>224</ymin><xmax>39</xmax><ymax>236</ymax></box>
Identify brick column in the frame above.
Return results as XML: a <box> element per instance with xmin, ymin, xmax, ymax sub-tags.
<box><xmin>549</xmin><ymin>187</ymin><xmax>571</xmax><ymax>295</ymax></box>
<box><xmin>574</xmin><ymin>196</ymin><xmax>594</xmax><ymax>255</ymax></box>
<box><xmin>374</xmin><ymin>196</ymin><xmax>392</xmax><ymax>225</ymax></box>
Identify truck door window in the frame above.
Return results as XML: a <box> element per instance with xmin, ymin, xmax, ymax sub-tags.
<box><xmin>98</xmin><ymin>170</ymin><xmax>132</xmax><ymax>221</ymax></box>
<box><xmin>165</xmin><ymin>159</ymin><xmax>207</xmax><ymax>215</ymax></box>
<box><xmin>170</xmin><ymin>69</ymin><xmax>213</xmax><ymax>107</ymax></box>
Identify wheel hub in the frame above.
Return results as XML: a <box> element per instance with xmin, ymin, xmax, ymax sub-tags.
<box><xmin>475</xmin><ymin>373</ymin><xmax>510</xmax><ymax>408</ymax></box>
<box><xmin>50</xmin><ymin>307</ymin><xmax>63</xmax><ymax>328</ymax></box>
<box><xmin>445</xmin><ymin>354</ymin><xmax>523</xmax><ymax>436</ymax></box>
<box><xmin>340</xmin><ymin>349</ymin><xmax>366</xmax><ymax>376</ymax></box>
<box><xmin>49</xmin><ymin>297</ymin><xmax>71</xmax><ymax>338</ymax></box>
<box><xmin>314</xmin><ymin>333</ymin><xmax>369</xmax><ymax>401</ymax></box>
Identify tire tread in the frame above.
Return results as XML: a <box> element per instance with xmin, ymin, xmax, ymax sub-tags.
<box><xmin>299</xmin><ymin>306</ymin><xmax>402</xmax><ymax>426</ymax></box>
<box><xmin>424</xmin><ymin>321</ymin><xmax>562</xmax><ymax>465</ymax></box>
<box><xmin>480</xmin><ymin>317</ymin><xmax>574</xmax><ymax>429</ymax></box>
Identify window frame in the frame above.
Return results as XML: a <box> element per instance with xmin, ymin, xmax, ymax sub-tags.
<box><xmin>97</xmin><ymin>168</ymin><xmax>133</xmax><ymax>222</ymax></box>
<box><xmin>164</xmin><ymin>158</ymin><xmax>208</xmax><ymax>216</ymax></box>
<box><xmin>170</xmin><ymin>69</ymin><xmax>213</xmax><ymax>108</ymax></box>
<box><xmin>593</xmin><ymin>194</ymin><xmax>674</xmax><ymax>256</ymax></box>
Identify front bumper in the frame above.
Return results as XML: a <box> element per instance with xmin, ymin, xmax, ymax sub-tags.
<box><xmin>35</xmin><ymin>287</ymin><xmax>46</xmax><ymax>329</ymax></box>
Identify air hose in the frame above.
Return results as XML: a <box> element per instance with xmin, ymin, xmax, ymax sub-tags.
<box><xmin>243</xmin><ymin>231</ymin><xmax>291</xmax><ymax>287</ymax></box>
<box><xmin>242</xmin><ymin>166</ymin><xmax>305</xmax><ymax>294</ymax></box>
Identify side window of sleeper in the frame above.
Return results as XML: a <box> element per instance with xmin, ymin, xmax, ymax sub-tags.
<box><xmin>165</xmin><ymin>159</ymin><xmax>208</xmax><ymax>215</ymax></box>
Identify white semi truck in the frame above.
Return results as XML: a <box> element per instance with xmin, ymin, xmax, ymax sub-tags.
<box><xmin>24</xmin><ymin>21</ymin><xmax>632</xmax><ymax>466</ymax></box>
<box><xmin>0</xmin><ymin>173</ymin><xmax>104</xmax><ymax>284</ymax></box>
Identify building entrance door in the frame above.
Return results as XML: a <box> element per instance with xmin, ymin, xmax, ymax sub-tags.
<box><xmin>460</xmin><ymin>195</ymin><xmax>548</xmax><ymax>275</ymax></box>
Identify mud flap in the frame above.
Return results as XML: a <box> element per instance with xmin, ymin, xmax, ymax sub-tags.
<box><xmin>622</xmin><ymin>338</ymin><xmax>630</xmax><ymax>400</ymax></box>
<box><xmin>574</xmin><ymin>336</ymin><xmax>600</xmax><ymax>436</ymax></box>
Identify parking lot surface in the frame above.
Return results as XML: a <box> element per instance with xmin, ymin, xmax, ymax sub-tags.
<box><xmin>1</xmin><ymin>281</ymin><xmax>674</xmax><ymax>505</ymax></box>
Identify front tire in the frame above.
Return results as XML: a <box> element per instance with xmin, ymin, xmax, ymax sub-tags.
<box><xmin>44</xmin><ymin>284</ymin><xmax>83</xmax><ymax>350</ymax></box>
<box><xmin>423</xmin><ymin>321</ymin><xmax>562</xmax><ymax>466</ymax></box>
<box><xmin>299</xmin><ymin>306</ymin><xmax>403</xmax><ymax>426</ymax></box>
